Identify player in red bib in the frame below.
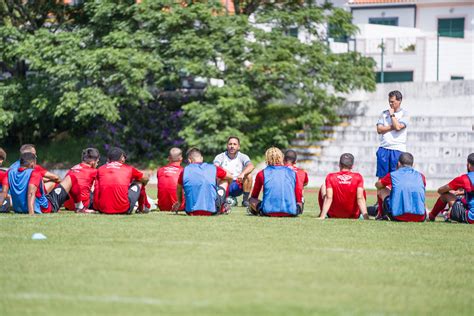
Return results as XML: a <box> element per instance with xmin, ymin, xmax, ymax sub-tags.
<box><xmin>318</xmin><ymin>153</ymin><xmax>368</xmax><ymax>219</ymax></box>
<box><xmin>0</xmin><ymin>147</ymin><xmax>10</xmax><ymax>213</ymax></box>
<box><xmin>284</xmin><ymin>150</ymin><xmax>308</xmax><ymax>211</ymax></box>
<box><xmin>428</xmin><ymin>153</ymin><xmax>474</xmax><ymax>223</ymax></box>
<box><xmin>93</xmin><ymin>147</ymin><xmax>149</xmax><ymax>214</ymax></box>
<box><xmin>157</xmin><ymin>147</ymin><xmax>184</xmax><ymax>211</ymax></box>
<box><xmin>63</xmin><ymin>148</ymin><xmax>100</xmax><ymax>213</ymax></box>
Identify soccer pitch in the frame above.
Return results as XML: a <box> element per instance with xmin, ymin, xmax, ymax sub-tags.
<box><xmin>1</xmin><ymin>190</ymin><xmax>472</xmax><ymax>315</ymax></box>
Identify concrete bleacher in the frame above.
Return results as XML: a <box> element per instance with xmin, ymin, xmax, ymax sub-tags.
<box><xmin>292</xmin><ymin>80</ymin><xmax>474</xmax><ymax>190</ymax></box>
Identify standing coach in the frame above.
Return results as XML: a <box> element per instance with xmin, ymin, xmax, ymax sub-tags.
<box><xmin>375</xmin><ymin>90</ymin><xmax>409</xmax><ymax>218</ymax></box>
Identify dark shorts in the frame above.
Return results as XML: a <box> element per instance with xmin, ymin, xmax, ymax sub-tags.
<box><xmin>1</xmin><ymin>198</ymin><xmax>10</xmax><ymax>213</ymax></box>
<box><xmin>376</xmin><ymin>147</ymin><xmax>402</xmax><ymax>178</ymax></box>
<box><xmin>46</xmin><ymin>185</ymin><xmax>70</xmax><ymax>213</ymax></box>
<box><xmin>127</xmin><ymin>183</ymin><xmax>141</xmax><ymax>214</ymax></box>
<box><xmin>450</xmin><ymin>200</ymin><xmax>472</xmax><ymax>224</ymax></box>
<box><xmin>382</xmin><ymin>196</ymin><xmax>426</xmax><ymax>222</ymax></box>
<box><xmin>228</xmin><ymin>180</ymin><xmax>243</xmax><ymax>197</ymax></box>
<box><xmin>252</xmin><ymin>202</ymin><xmax>301</xmax><ymax>217</ymax></box>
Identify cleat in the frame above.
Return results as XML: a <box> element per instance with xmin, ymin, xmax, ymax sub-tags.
<box><xmin>242</xmin><ymin>200</ymin><xmax>250</xmax><ymax>207</ymax></box>
<box><xmin>76</xmin><ymin>207</ymin><xmax>95</xmax><ymax>214</ymax></box>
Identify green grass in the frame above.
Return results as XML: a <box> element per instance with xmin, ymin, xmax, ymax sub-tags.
<box><xmin>0</xmin><ymin>190</ymin><xmax>472</xmax><ymax>316</ymax></box>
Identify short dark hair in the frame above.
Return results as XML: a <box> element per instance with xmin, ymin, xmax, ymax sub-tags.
<box><xmin>186</xmin><ymin>147</ymin><xmax>202</xmax><ymax>160</ymax></box>
<box><xmin>82</xmin><ymin>148</ymin><xmax>100</xmax><ymax>163</ymax></box>
<box><xmin>20</xmin><ymin>152</ymin><xmax>36</xmax><ymax>167</ymax></box>
<box><xmin>339</xmin><ymin>153</ymin><xmax>354</xmax><ymax>169</ymax></box>
<box><xmin>398</xmin><ymin>152</ymin><xmax>414</xmax><ymax>167</ymax></box>
<box><xmin>20</xmin><ymin>144</ymin><xmax>35</xmax><ymax>154</ymax></box>
<box><xmin>468</xmin><ymin>153</ymin><xmax>474</xmax><ymax>166</ymax></box>
<box><xmin>388</xmin><ymin>90</ymin><xmax>402</xmax><ymax>101</ymax></box>
<box><xmin>0</xmin><ymin>147</ymin><xmax>6</xmax><ymax>161</ymax></box>
<box><xmin>284</xmin><ymin>150</ymin><xmax>297</xmax><ymax>164</ymax></box>
<box><xmin>107</xmin><ymin>147</ymin><xmax>126</xmax><ymax>162</ymax></box>
<box><xmin>227</xmin><ymin>136</ymin><xmax>240</xmax><ymax>145</ymax></box>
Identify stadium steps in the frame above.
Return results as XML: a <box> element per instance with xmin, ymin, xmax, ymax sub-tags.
<box><xmin>290</xmin><ymin>115</ymin><xmax>474</xmax><ymax>190</ymax></box>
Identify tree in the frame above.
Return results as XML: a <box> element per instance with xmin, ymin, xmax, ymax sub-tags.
<box><xmin>0</xmin><ymin>0</ymin><xmax>375</xmax><ymax>162</ymax></box>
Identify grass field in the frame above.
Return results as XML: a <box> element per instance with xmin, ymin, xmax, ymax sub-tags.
<box><xmin>1</xmin><ymin>188</ymin><xmax>472</xmax><ymax>315</ymax></box>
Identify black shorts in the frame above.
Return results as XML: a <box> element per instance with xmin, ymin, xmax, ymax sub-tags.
<box><xmin>1</xmin><ymin>198</ymin><xmax>10</xmax><ymax>213</ymax></box>
<box><xmin>253</xmin><ymin>202</ymin><xmax>301</xmax><ymax>217</ymax></box>
<box><xmin>46</xmin><ymin>185</ymin><xmax>69</xmax><ymax>213</ymax></box>
<box><xmin>127</xmin><ymin>183</ymin><xmax>141</xmax><ymax>214</ymax></box>
<box><xmin>450</xmin><ymin>200</ymin><xmax>469</xmax><ymax>223</ymax></box>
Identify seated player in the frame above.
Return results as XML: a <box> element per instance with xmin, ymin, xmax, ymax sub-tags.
<box><xmin>0</xmin><ymin>152</ymin><xmax>81</xmax><ymax>215</ymax></box>
<box><xmin>284</xmin><ymin>150</ymin><xmax>308</xmax><ymax>210</ymax></box>
<box><xmin>63</xmin><ymin>148</ymin><xmax>100</xmax><ymax>213</ymax></box>
<box><xmin>375</xmin><ymin>152</ymin><xmax>426</xmax><ymax>222</ymax></box>
<box><xmin>0</xmin><ymin>147</ymin><xmax>10</xmax><ymax>213</ymax></box>
<box><xmin>248</xmin><ymin>147</ymin><xmax>303</xmax><ymax>217</ymax></box>
<box><xmin>93</xmin><ymin>147</ymin><xmax>149</xmax><ymax>214</ymax></box>
<box><xmin>157</xmin><ymin>147</ymin><xmax>184</xmax><ymax>211</ymax></box>
<box><xmin>11</xmin><ymin>144</ymin><xmax>61</xmax><ymax>193</ymax></box>
<box><xmin>214</xmin><ymin>136</ymin><xmax>254</xmax><ymax>207</ymax></box>
<box><xmin>172</xmin><ymin>148</ymin><xmax>233</xmax><ymax>216</ymax></box>
<box><xmin>318</xmin><ymin>153</ymin><xmax>368</xmax><ymax>219</ymax></box>
<box><xmin>428</xmin><ymin>153</ymin><xmax>473</xmax><ymax>224</ymax></box>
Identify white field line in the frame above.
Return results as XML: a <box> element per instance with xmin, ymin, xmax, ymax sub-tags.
<box><xmin>313</xmin><ymin>247</ymin><xmax>434</xmax><ymax>257</ymax></box>
<box><xmin>5</xmin><ymin>292</ymin><xmax>210</xmax><ymax>307</ymax></box>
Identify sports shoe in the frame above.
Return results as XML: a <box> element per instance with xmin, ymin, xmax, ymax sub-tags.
<box><xmin>222</xmin><ymin>202</ymin><xmax>232</xmax><ymax>214</ymax></box>
<box><xmin>442</xmin><ymin>211</ymin><xmax>451</xmax><ymax>222</ymax></box>
<box><xmin>241</xmin><ymin>200</ymin><xmax>250</xmax><ymax>207</ymax></box>
<box><xmin>76</xmin><ymin>207</ymin><xmax>95</xmax><ymax>214</ymax></box>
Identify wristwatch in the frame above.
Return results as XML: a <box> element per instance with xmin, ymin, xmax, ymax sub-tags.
<box><xmin>390</xmin><ymin>114</ymin><xmax>395</xmax><ymax>117</ymax></box>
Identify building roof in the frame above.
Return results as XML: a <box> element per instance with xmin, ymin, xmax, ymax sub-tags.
<box><xmin>349</xmin><ymin>0</ymin><xmax>415</xmax><ymax>5</ymax></box>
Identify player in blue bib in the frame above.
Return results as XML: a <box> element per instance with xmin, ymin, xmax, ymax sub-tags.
<box><xmin>375</xmin><ymin>152</ymin><xmax>427</xmax><ymax>222</ymax></box>
<box><xmin>248</xmin><ymin>147</ymin><xmax>303</xmax><ymax>217</ymax></box>
<box><xmin>173</xmin><ymin>148</ymin><xmax>233</xmax><ymax>216</ymax></box>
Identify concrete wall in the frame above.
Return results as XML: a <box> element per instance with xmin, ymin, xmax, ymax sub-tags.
<box><xmin>291</xmin><ymin>80</ymin><xmax>474</xmax><ymax>190</ymax></box>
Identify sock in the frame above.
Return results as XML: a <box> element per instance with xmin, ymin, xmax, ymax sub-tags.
<box><xmin>137</xmin><ymin>186</ymin><xmax>150</xmax><ymax>211</ymax></box>
<box><xmin>430</xmin><ymin>197</ymin><xmax>447</xmax><ymax>218</ymax></box>
<box><xmin>243</xmin><ymin>192</ymin><xmax>249</xmax><ymax>202</ymax></box>
<box><xmin>377</xmin><ymin>196</ymin><xmax>383</xmax><ymax>217</ymax></box>
<box><xmin>75</xmin><ymin>201</ymin><xmax>84</xmax><ymax>210</ymax></box>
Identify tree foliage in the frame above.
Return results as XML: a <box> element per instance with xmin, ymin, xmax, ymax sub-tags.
<box><xmin>0</xmin><ymin>0</ymin><xmax>375</xmax><ymax>162</ymax></box>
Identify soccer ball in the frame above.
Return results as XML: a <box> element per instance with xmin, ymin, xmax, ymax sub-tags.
<box><xmin>225</xmin><ymin>196</ymin><xmax>237</xmax><ymax>207</ymax></box>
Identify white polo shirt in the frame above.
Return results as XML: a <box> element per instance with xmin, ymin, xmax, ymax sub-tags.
<box><xmin>213</xmin><ymin>151</ymin><xmax>251</xmax><ymax>180</ymax></box>
<box><xmin>376</xmin><ymin>109</ymin><xmax>409</xmax><ymax>152</ymax></box>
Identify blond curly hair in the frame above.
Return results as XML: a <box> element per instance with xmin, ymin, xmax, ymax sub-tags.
<box><xmin>265</xmin><ymin>147</ymin><xmax>284</xmax><ymax>166</ymax></box>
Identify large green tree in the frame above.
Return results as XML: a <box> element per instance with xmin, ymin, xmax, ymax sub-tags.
<box><xmin>0</xmin><ymin>0</ymin><xmax>375</xmax><ymax>161</ymax></box>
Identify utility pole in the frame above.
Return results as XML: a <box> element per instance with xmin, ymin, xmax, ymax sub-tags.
<box><xmin>380</xmin><ymin>38</ymin><xmax>384</xmax><ymax>83</ymax></box>
<box><xmin>436</xmin><ymin>32</ymin><xmax>440</xmax><ymax>81</ymax></box>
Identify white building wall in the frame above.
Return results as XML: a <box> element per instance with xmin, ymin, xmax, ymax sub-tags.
<box><xmin>417</xmin><ymin>3</ymin><xmax>474</xmax><ymax>38</ymax></box>
<box><xmin>351</xmin><ymin>7</ymin><xmax>416</xmax><ymax>27</ymax></box>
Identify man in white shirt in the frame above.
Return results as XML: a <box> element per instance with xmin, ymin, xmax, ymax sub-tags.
<box><xmin>214</xmin><ymin>136</ymin><xmax>254</xmax><ymax>207</ymax></box>
<box><xmin>375</xmin><ymin>90</ymin><xmax>409</xmax><ymax>218</ymax></box>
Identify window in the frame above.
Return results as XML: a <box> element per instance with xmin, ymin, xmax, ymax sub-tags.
<box><xmin>287</xmin><ymin>27</ymin><xmax>299</xmax><ymax>38</ymax></box>
<box><xmin>328</xmin><ymin>23</ymin><xmax>349</xmax><ymax>43</ymax></box>
<box><xmin>450</xmin><ymin>76</ymin><xmax>464</xmax><ymax>80</ymax></box>
<box><xmin>369</xmin><ymin>17</ymin><xmax>399</xmax><ymax>26</ymax></box>
<box><xmin>375</xmin><ymin>71</ymin><xmax>413</xmax><ymax>83</ymax></box>
<box><xmin>438</xmin><ymin>18</ymin><xmax>464</xmax><ymax>38</ymax></box>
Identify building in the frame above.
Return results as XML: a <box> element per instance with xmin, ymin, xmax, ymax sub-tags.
<box><xmin>342</xmin><ymin>0</ymin><xmax>474</xmax><ymax>82</ymax></box>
